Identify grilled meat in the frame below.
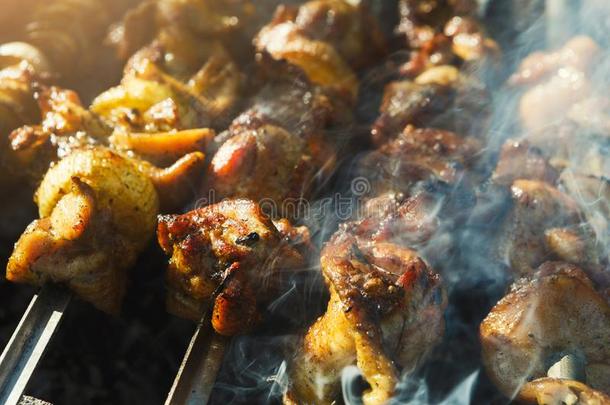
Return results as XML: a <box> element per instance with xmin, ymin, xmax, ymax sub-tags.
<box><xmin>285</xmin><ymin>222</ymin><xmax>445</xmax><ymax>405</ymax></box>
<box><xmin>157</xmin><ymin>199</ymin><xmax>308</xmax><ymax>334</ymax></box>
<box><xmin>205</xmin><ymin>0</ymin><xmax>386</xmax><ymax>215</ymax></box>
<box><xmin>254</xmin><ymin>0</ymin><xmax>386</xmax><ymax>103</ymax></box>
<box><xmin>361</xmin><ymin>125</ymin><xmax>481</xmax><ymax>194</ymax></box>
<box><xmin>6</xmin><ymin>148</ymin><xmax>159</xmax><ymax>313</ymax></box>
<box><xmin>512</xmin><ymin>36</ymin><xmax>601</xmax><ymax>135</ymax></box>
<box><xmin>480</xmin><ymin>262</ymin><xmax>610</xmax><ymax>401</ymax></box>
<box><xmin>397</xmin><ymin>0</ymin><xmax>497</xmax><ymax>77</ymax></box>
<box><xmin>371</xmin><ymin>70</ymin><xmax>490</xmax><ymax>147</ymax></box>
<box><xmin>489</xmin><ymin>138</ymin><xmax>606</xmax><ymax>280</ymax></box>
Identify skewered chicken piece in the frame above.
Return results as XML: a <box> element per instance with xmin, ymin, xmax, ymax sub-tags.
<box><xmin>6</xmin><ymin>147</ymin><xmax>159</xmax><ymax>313</ymax></box>
<box><xmin>203</xmin><ymin>0</ymin><xmax>386</xmax><ymax>216</ymax></box>
<box><xmin>154</xmin><ymin>0</ymin><xmax>386</xmax><ymax>335</ymax></box>
<box><xmin>480</xmin><ymin>262</ymin><xmax>610</xmax><ymax>403</ymax></box>
<box><xmin>157</xmin><ymin>199</ymin><xmax>311</xmax><ymax>334</ymax></box>
<box><xmin>370</xmin><ymin>0</ymin><xmax>497</xmax><ymax>147</ymax></box>
<box><xmin>397</xmin><ymin>0</ymin><xmax>498</xmax><ymax>77</ymax></box>
<box><xmin>480</xmin><ymin>31</ymin><xmax>610</xmax><ymax>404</ymax></box>
<box><xmin>284</xmin><ymin>120</ymin><xmax>488</xmax><ymax>404</ymax></box>
<box><xmin>99</xmin><ymin>20</ymin><xmax>244</xmax><ymax>132</ymax></box>
<box><xmin>9</xmin><ymin>82</ymin><xmax>208</xmax><ymax>212</ymax></box>
<box><xmin>285</xmin><ymin>196</ymin><xmax>446</xmax><ymax>405</ymax></box>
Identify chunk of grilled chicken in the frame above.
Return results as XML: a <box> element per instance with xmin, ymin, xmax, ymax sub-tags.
<box><xmin>360</xmin><ymin>125</ymin><xmax>481</xmax><ymax>195</ymax></box>
<box><xmin>371</xmin><ymin>71</ymin><xmax>490</xmax><ymax>147</ymax></box>
<box><xmin>490</xmin><ymin>140</ymin><xmax>605</xmax><ymax>279</ymax></box>
<box><xmin>511</xmin><ymin>36</ymin><xmax>600</xmax><ymax>134</ymax></box>
<box><xmin>255</xmin><ymin>0</ymin><xmax>386</xmax><ymax>103</ymax></box>
<box><xmin>480</xmin><ymin>262</ymin><xmax>610</xmax><ymax>401</ymax></box>
<box><xmin>397</xmin><ymin>0</ymin><xmax>498</xmax><ymax>77</ymax></box>
<box><xmin>7</xmin><ymin>148</ymin><xmax>159</xmax><ymax>313</ymax></box>
<box><xmin>98</xmin><ymin>29</ymin><xmax>242</xmax><ymax>132</ymax></box>
<box><xmin>497</xmin><ymin>179</ymin><xmax>600</xmax><ymax>277</ymax></box>
<box><xmin>10</xmin><ymin>85</ymin><xmax>207</xmax><ymax>211</ymax></box>
<box><xmin>157</xmin><ymin>199</ymin><xmax>309</xmax><ymax>335</ymax></box>
<box><xmin>285</xmin><ymin>228</ymin><xmax>445</xmax><ymax>405</ymax></box>
<box><xmin>204</xmin><ymin>65</ymin><xmax>347</xmax><ymax>217</ymax></box>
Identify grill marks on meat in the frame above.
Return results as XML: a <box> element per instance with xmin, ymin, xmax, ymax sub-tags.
<box><xmin>157</xmin><ymin>199</ymin><xmax>308</xmax><ymax>335</ymax></box>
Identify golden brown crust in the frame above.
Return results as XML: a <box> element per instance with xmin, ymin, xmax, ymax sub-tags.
<box><xmin>480</xmin><ymin>262</ymin><xmax>610</xmax><ymax>400</ymax></box>
<box><xmin>7</xmin><ymin>148</ymin><xmax>159</xmax><ymax>313</ymax></box>
<box><xmin>157</xmin><ymin>199</ymin><xmax>307</xmax><ymax>334</ymax></box>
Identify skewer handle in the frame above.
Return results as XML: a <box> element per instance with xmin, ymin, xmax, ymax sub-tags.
<box><xmin>0</xmin><ymin>285</ymin><xmax>71</xmax><ymax>405</ymax></box>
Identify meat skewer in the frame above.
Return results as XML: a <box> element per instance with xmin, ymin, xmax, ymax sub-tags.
<box><xmin>159</xmin><ymin>0</ymin><xmax>389</xmax><ymax>401</ymax></box>
<box><xmin>479</xmin><ymin>34</ymin><xmax>610</xmax><ymax>404</ymax></box>
<box><xmin>283</xmin><ymin>2</ymin><xmax>497</xmax><ymax>402</ymax></box>
<box><xmin>0</xmin><ymin>1</ymin><xmax>255</xmax><ymax>399</ymax></box>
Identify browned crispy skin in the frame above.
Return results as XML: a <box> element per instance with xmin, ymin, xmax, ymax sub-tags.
<box><xmin>255</xmin><ymin>0</ymin><xmax>386</xmax><ymax>103</ymax></box>
<box><xmin>157</xmin><ymin>199</ymin><xmax>307</xmax><ymax>334</ymax></box>
<box><xmin>480</xmin><ymin>262</ymin><xmax>610</xmax><ymax>401</ymax></box>
<box><xmin>371</xmin><ymin>75</ymin><xmax>489</xmax><ymax>147</ymax></box>
<box><xmin>7</xmin><ymin>148</ymin><xmax>159</xmax><ymax>313</ymax></box>
<box><xmin>492</xmin><ymin>139</ymin><xmax>559</xmax><ymax>186</ymax></box>
<box><xmin>360</xmin><ymin>125</ymin><xmax>481</xmax><ymax>195</ymax></box>
<box><xmin>397</xmin><ymin>0</ymin><xmax>498</xmax><ymax>77</ymax></box>
<box><xmin>286</xmin><ymin>227</ymin><xmax>445</xmax><ymax>405</ymax></box>
<box><xmin>205</xmin><ymin>120</ymin><xmax>314</xmax><ymax>217</ymax></box>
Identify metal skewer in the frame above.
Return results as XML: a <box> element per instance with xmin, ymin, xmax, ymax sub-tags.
<box><xmin>164</xmin><ymin>310</ymin><xmax>228</xmax><ymax>405</ymax></box>
<box><xmin>0</xmin><ymin>285</ymin><xmax>71</xmax><ymax>405</ymax></box>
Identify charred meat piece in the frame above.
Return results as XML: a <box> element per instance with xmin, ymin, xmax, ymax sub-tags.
<box><xmin>286</xmin><ymin>227</ymin><xmax>444</xmax><ymax>405</ymax></box>
<box><xmin>205</xmin><ymin>119</ymin><xmax>315</xmax><ymax>218</ymax></box>
<box><xmin>157</xmin><ymin>199</ymin><xmax>308</xmax><ymax>335</ymax></box>
<box><xmin>204</xmin><ymin>66</ymin><xmax>348</xmax><ymax>217</ymax></box>
<box><xmin>255</xmin><ymin>0</ymin><xmax>386</xmax><ymax>103</ymax></box>
<box><xmin>492</xmin><ymin>139</ymin><xmax>559</xmax><ymax>186</ymax></box>
<box><xmin>496</xmin><ymin>179</ymin><xmax>598</xmax><ymax>277</ymax></box>
<box><xmin>480</xmin><ymin>262</ymin><xmax>610</xmax><ymax>401</ymax></box>
<box><xmin>6</xmin><ymin>148</ymin><xmax>159</xmax><ymax>313</ymax></box>
<box><xmin>361</xmin><ymin>125</ymin><xmax>481</xmax><ymax>195</ymax></box>
<box><xmin>371</xmin><ymin>74</ymin><xmax>489</xmax><ymax>146</ymax></box>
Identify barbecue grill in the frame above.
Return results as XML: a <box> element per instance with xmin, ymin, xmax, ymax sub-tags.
<box><xmin>0</xmin><ymin>0</ymin><xmax>608</xmax><ymax>404</ymax></box>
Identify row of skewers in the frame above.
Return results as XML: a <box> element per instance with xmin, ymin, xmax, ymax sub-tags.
<box><xmin>0</xmin><ymin>0</ymin><xmax>608</xmax><ymax>404</ymax></box>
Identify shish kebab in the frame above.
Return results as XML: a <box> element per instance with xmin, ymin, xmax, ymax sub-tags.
<box><xmin>0</xmin><ymin>0</ymin><xmax>256</xmax><ymax>401</ymax></box>
<box><xmin>0</xmin><ymin>1</ymin><xmax>156</xmax><ymax>402</ymax></box>
<box><xmin>157</xmin><ymin>0</ymin><xmax>388</xmax><ymax>402</ymax></box>
<box><xmin>1</xmin><ymin>0</ymin><xmax>386</xmax><ymax>403</ymax></box>
<box><xmin>480</xmin><ymin>36</ymin><xmax>610</xmax><ymax>404</ymax></box>
<box><xmin>281</xmin><ymin>1</ymin><xmax>501</xmax><ymax>403</ymax></box>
